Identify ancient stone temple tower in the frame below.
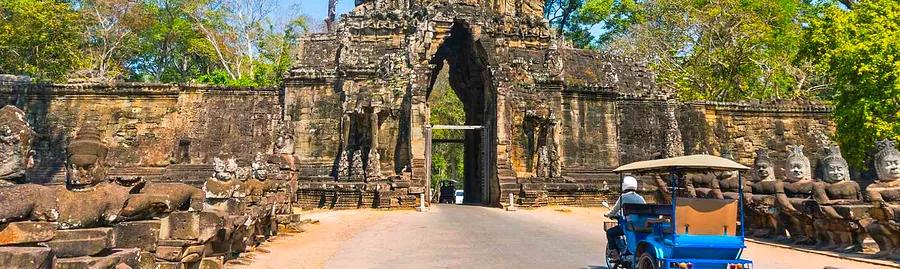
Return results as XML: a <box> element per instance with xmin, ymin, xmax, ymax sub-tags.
<box><xmin>285</xmin><ymin>0</ymin><xmax>671</xmax><ymax>207</ymax></box>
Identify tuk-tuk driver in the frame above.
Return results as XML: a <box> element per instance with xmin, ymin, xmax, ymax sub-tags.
<box><xmin>603</xmin><ymin>176</ymin><xmax>646</xmax><ymax>258</ymax></box>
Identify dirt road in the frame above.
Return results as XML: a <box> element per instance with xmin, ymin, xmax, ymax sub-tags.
<box><xmin>238</xmin><ymin>205</ymin><xmax>896</xmax><ymax>269</ymax></box>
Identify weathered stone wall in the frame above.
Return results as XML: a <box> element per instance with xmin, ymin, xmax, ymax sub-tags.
<box><xmin>678</xmin><ymin>101</ymin><xmax>838</xmax><ymax>182</ymax></box>
<box><xmin>283</xmin><ymin>0</ymin><xmax>842</xmax><ymax>208</ymax></box>
<box><xmin>0</xmin><ymin>80</ymin><xmax>282</xmax><ymax>184</ymax></box>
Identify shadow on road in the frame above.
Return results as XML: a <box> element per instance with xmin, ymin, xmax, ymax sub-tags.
<box><xmin>582</xmin><ymin>266</ymin><xmax>609</xmax><ymax>269</ymax></box>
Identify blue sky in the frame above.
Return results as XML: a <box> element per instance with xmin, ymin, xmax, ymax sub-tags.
<box><xmin>275</xmin><ymin>1</ymin><xmax>355</xmax><ymax>26</ymax></box>
<box><xmin>278</xmin><ymin>1</ymin><xmax>605</xmax><ymax>39</ymax></box>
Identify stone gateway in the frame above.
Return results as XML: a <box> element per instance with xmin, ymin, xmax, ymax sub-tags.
<box><xmin>285</xmin><ymin>0</ymin><xmax>834</xmax><ymax>208</ymax></box>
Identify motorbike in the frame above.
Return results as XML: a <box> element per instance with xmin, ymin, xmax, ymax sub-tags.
<box><xmin>602</xmin><ymin>202</ymin><xmax>632</xmax><ymax>269</ymax></box>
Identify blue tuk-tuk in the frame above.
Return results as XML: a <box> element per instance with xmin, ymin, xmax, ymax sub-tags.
<box><xmin>606</xmin><ymin>155</ymin><xmax>754</xmax><ymax>269</ymax></box>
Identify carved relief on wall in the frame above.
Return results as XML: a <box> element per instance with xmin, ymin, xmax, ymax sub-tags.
<box><xmin>334</xmin><ymin>106</ymin><xmax>387</xmax><ymax>182</ymax></box>
<box><xmin>523</xmin><ymin>109</ymin><xmax>560</xmax><ymax>178</ymax></box>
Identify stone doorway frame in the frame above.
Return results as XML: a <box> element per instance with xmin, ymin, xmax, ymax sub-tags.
<box><xmin>425</xmin><ymin>124</ymin><xmax>489</xmax><ymax>205</ymax></box>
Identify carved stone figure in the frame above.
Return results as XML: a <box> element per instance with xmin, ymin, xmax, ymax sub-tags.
<box><xmin>367</xmin><ymin>148</ymin><xmax>383</xmax><ymax>181</ymax></box>
<box><xmin>0</xmin><ymin>106</ymin><xmax>57</xmax><ymax>224</ymax></box>
<box><xmin>536</xmin><ymin>146</ymin><xmax>549</xmax><ymax>178</ymax></box>
<box><xmin>747</xmin><ymin>149</ymin><xmax>783</xmax><ymax>238</ymax></box>
<box><xmin>865</xmin><ymin>139</ymin><xmax>900</xmax><ymax>258</ymax></box>
<box><xmin>337</xmin><ymin>150</ymin><xmax>350</xmax><ymax>180</ymax></box>
<box><xmin>684</xmin><ymin>172</ymin><xmax>722</xmax><ymax>199</ymax></box>
<box><xmin>205</xmin><ymin>157</ymin><xmax>241</xmax><ymax>199</ymax></box>
<box><xmin>274</xmin><ymin>128</ymin><xmax>295</xmax><ymax>155</ymax></box>
<box><xmin>686</xmin><ymin>151</ymin><xmax>734</xmax><ymax>200</ymax></box>
<box><xmin>54</xmin><ymin>126</ymin><xmax>165</xmax><ymax>229</ymax></box>
<box><xmin>546</xmin><ymin>117</ymin><xmax>561</xmax><ymax>178</ymax></box>
<box><xmin>717</xmin><ymin>151</ymin><xmax>748</xmax><ymax>202</ymax></box>
<box><xmin>350</xmin><ymin>150</ymin><xmax>365</xmax><ymax>182</ymax></box>
<box><xmin>547</xmin><ymin>141</ymin><xmax>561</xmax><ymax>178</ymax></box>
<box><xmin>124</xmin><ymin>180</ymin><xmax>205</xmax><ymax>220</ymax></box>
<box><xmin>0</xmin><ymin>106</ymin><xmax>34</xmax><ymax>186</ymax></box>
<box><xmin>775</xmin><ymin>145</ymin><xmax>818</xmax><ymax>244</ymax></box>
<box><xmin>811</xmin><ymin>145</ymin><xmax>868</xmax><ymax>252</ymax></box>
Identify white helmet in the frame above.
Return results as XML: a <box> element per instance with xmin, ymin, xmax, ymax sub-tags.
<box><xmin>622</xmin><ymin>176</ymin><xmax>638</xmax><ymax>192</ymax></box>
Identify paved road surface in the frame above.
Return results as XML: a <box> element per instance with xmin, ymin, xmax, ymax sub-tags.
<box><xmin>241</xmin><ymin>205</ymin><xmax>896</xmax><ymax>269</ymax></box>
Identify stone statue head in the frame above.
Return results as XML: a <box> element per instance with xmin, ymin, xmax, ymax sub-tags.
<box><xmin>212</xmin><ymin>157</ymin><xmax>237</xmax><ymax>181</ymax></box>
<box><xmin>875</xmin><ymin>139</ymin><xmax>900</xmax><ymax>182</ymax></box>
<box><xmin>274</xmin><ymin>128</ymin><xmax>294</xmax><ymax>155</ymax></box>
<box><xmin>251</xmin><ymin>153</ymin><xmax>267</xmax><ymax>181</ymax></box>
<box><xmin>226</xmin><ymin>158</ymin><xmax>241</xmax><ymax>179</ymax></box>
<box><xmin>65</xmin><ymin>125</ymin><xmax>108</xmax><ymax>190</ymax></box>
<box><xmin>821</xmin><ymin>145</ymin><xmax>850</xmax><ymax>183</ymax></box>
<box><xmin>0</xmin><ymin>106</ymin><xmax>35</xmax><ymax>185</ymax></box>
<box><xmin>785</xmin><ymin>145</ymin><xmax>812</xmax><ymax>182</ymax></box>
<box><xmin>753</xmin><ymin>149</ymin><xmax>775</xmax><ymax>182</ymax></box>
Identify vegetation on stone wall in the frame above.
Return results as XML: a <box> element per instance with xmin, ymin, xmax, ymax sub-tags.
<box><xmin>0</xmin><ymin>0</ymin><xmax>307</xmax><ymax>86</ymax></box>
<box><xmin>804</xmin><ymin>0</ymin><xmax>900</xmax><ymax>166</ymax></box>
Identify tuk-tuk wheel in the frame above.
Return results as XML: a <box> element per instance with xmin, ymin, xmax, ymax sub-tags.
<box><xmin>636</xmin><ymin>252</ymin><xmax>658</xmax><ymax>269</ymax></box>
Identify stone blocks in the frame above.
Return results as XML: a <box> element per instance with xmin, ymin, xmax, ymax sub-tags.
<box><xmin>162</xmin><ymin>212</ymin><xmax>199</xmax><ymax>240</ymax></box>
<box><xmin>43</xmin><ymin>228</ymin><xmax>113</xmax><ymax>258</ymax></box>
<box><xmin>0</xmin><ymin>247</ymin><xmax>53</xmax><ymax>269</ymax></box>
<box><xmin>54</xmin><ymin>248</ymin><xmax>139</xmax><ymax>269</ymax></box>
<box><xmin>0</xmin><ymin>222</ymin><xmax>56</xmax><ymax>246</ymax></box>
<box><xmin>113</xmin><ymin>220</ymin><xmax>161</xmax><ymax>252</ymax></box>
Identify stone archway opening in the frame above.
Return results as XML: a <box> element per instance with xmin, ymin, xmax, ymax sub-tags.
<box><xmin>426</xmin><ymin>21</ymin><xmax>498</xmax><ymax>205</ymax></box>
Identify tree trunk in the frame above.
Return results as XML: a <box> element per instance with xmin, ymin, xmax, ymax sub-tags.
<box><xmin>558</xmin><ymin>0</ymin><xmax>575</xmax><ymax>36</ymax></box>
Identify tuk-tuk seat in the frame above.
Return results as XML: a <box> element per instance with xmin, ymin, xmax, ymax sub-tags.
<box><xmin>674</xmin><ymin>198</ymin><xmax>738</xmax><ymax>236</ymax></box>
<box><xmin>623</xmin><ymin>204</ymin><xmax>673</xmax><ymax>233</ymax></box>
<box><xmin>622</xmin><ymin>203</ymin><xmax>673</xmax><ymax>216</ymax></box>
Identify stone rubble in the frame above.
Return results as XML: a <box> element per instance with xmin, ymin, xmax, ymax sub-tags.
<box><xmin>0</xmin><ymin>106</ymin><xmax>305</xmax><ymax>269</ymax></box>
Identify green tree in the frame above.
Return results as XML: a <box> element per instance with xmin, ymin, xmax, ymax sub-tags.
<box><xmin>805</xmin><ymin>0</ymin><xmax>900</xmax><ymax>165</ymax></box>
<box><xmin>0</xmin><ymin>0</ymin><xmax>86</xmax><ymax>81</ymax></box>
<box><xmin>75</xmin><ymin>0</ymin><xmax>151</xmax><ymax>80</ymax></box>
<box><xmin>581</xmin><ymin>0</ymin><xmax>827</xmax><ymax>101</ymax></box>
<box><xmin>429</xmin><ymin>65</ymin><xmax>466</xmax><ymax>187</ymax></box>
<box><xmin>128</xmin><ymin>0</ymin><xmax>218</xmax><ymax>83</ymax></box>
<box><xmin>545</xmin><ymin>0</ymin><xmax>596</xmax><ymax>48</ymax></box>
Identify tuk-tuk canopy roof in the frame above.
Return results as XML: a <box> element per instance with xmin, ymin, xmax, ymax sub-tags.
<box><xmin>613</xmin><ymin>154</ymin><xmax>750</xmax><ymax>174</ymax></box>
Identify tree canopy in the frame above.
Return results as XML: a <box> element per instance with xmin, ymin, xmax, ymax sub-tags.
<box><xmin>0</xmin><ymin>0</ymin><xmax>86</xmax><ymax>81</ymax></box>
<box><xmin>804</xmin><ymin>0</ymin><xmax>900</xmax><ymax>166</ymax></box>
<box><xmin>0</xmin><ymin>0</ymin><xmax>307</xmax><ymax>86</ymax></box>
<box><xmin>578</xmin><ymin>0</ymin><xmax>828</xmax><ymax>101</ymax></box>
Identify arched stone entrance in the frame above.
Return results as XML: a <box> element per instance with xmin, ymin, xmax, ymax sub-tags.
<box><xmin>424</xmin><ymin>21</ymin><xmax>499</xmax><ymax>205</ymax></box>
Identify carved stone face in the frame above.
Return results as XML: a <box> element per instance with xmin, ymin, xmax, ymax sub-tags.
<box><xmin>825</xmin><ymin>163</ymin><xmax>849</xmax><ymax>183</ymax></box>
<box><xmin>753</xmin><ymin>149</ymin><xmax>775</xmax><ymax>182</ymax></box>
<box><xmin>787</xmin><ymin>160</ymin><xmax>808</xmax><ymax>182</ymax></box>
<box><xmin>822</xmin><ymin>146</ymin><xmax>850</xmax><ymax>183</ymax></box>
<box><xmin>785</xmin><ymin>145</ymin><xmax>811</xmax><ymax>183</ymax></box>
<box><xmin>65</xmin><ymin>126</ymin><xmax>108</xmax><ymax>190</ymax></box>
<box><xmin>875</xmin><ymin>140</ymin><xmax>900</xmax><ymax>183</ymax></box>
<box><xmin>754</xmin><ymin>162</ymin><xmax>774</xmax><ymax>182</ymax></box>
<box><xmin>251</xmin><ymin>162</ymin><xmax>267</xmax><ymax>181</ymax></box>
<box><xmin>275</xmin><ymin>136</ymin><xmax>285</xmax><ymax>150</ymax></box>
<box><xmin>212</xmin><ymin>157</ymin><xmax>234</xmax><ymax>181</ymax></box>
<box><xmin>877</xmin><ymin>154</ymin><xmax>900</xmax><ymax>182</ymax></box>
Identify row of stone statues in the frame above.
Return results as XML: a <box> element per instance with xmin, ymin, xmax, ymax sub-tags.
<box><xmin>0</xmin><ymin>105</ymin><xmax>302</xmax><ymax>269</ymax></box>
<box><xmin>656</xmin><ymin>142</ymin><xmax>900</xmax><ymax>260</ymax></box>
